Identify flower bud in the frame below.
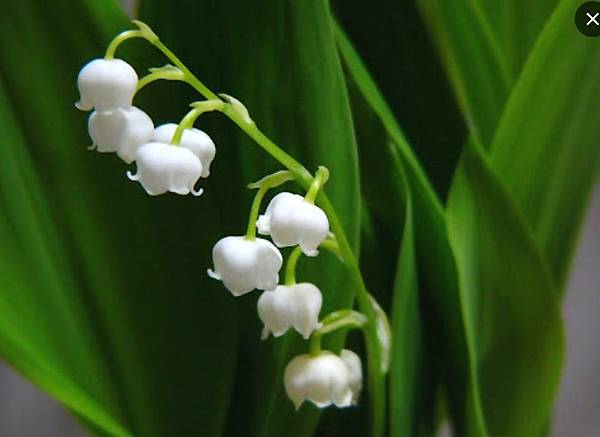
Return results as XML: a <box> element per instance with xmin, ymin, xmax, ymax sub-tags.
<box><xmin>284</xmin><ymin>351</ymin><xmax>352</xmax><ymax>410</ymax></box>
<box><xmin>208</xmin><ymin>236</ymin><xmax>282</xmax><ymax>296</ymax></box>
<box><xmin>340</xmin><ymin>349</ymin><xmax>362</xmax><ymax>405</ymax></box>
<box><xmin>153</xmin><ymin>123</ymin><xmax>216</xmax><ymax>177</ymax></box>
<box><xmin>126</xmin><ymin>142</ymin><xmax>203</xmax><ymax>196</ymax></box>
<box><xmin>76</xmin><ymin>58</ymin><xmax>138</xmax><ymax>112</ymax></box>
<box><xmin>257</xmin><ymin>283</ymin><xmax>322</xmax><ymax>339</ymax></box>
<box><xmin>88</xmin><ymin>107</ymin><xmax>154</xmax><ymax>161</ymax></box>
<box><xmin>257</xmin><ymin>192</ymin><xmax>329</xmax><ymax>257</ymax></box>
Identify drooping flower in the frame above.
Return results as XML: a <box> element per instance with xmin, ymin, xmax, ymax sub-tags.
<box><xmin>153</xmin><ymin>123</ymin><xmax>216</xmax><ymax>177</ymax></box>
<box><xmin>340</xmin><ymin>349</ymin><xmax>363</xmax><ymax>405</ymax></box>
<box><xmin>87</xmin><ymin>107</ymin><xmax>154</xmax><ymax>161</ymax></box>
<box><xmin>257</xmin><ymin>282</ymin><xmax>322</xmax><ymax>339</ymax></box>
<box><xmin>76</xmin><ymin>58</ymin><xmax>138</xmax><ymax>112</ymax></box>
<box><xmin>284</xmin><ymin>351</ymin><xmax>353</xmax><ymax>410</ymax></box>
<box><xmin>257</xmin><ymin>192</ymin><xmax>329</xmax><ymax>256</ymax></box>
<box><xmin>126</xmin><ymin>142</ymin><xmax>203</xmax><ymax>196</ymax></box>
<box><xmin>208</xmin><ymin>236</ymin><xmax>282</xmax><ymax>296</ymax></box>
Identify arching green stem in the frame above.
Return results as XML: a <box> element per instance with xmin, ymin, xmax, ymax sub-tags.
<box><xmin>104</xmin><ymin>30</ymin><xmax>144</xmax><ymax>59</ymax></box>
<box><xmin>136</xmin><ymin>66</ymin><xmax>185</xmax><ymax>92</ymax></box>
<box><xmin>245</xmin><ymin>186</ymin><xmax>268</xmax><ymax>241</ymax></box>
<box><xmin>170</xmin><ymin>100</ymin><xmax>225</xmax><ymax>145</ymax></box>
<box><xmin>305</xmin><ymin>166</ymin><xmax>330</xmax><ymax>203</ymax></box>
<box><xmin>284</xmin><ymin>246</ymin><xmax>304</xmax><ymax>285</ymax></box>
<box><xmin>309</xmin><ymin>310</ymin><xmax>368</xmax><ymax>356</ymax></box>
<box><xmin>244</xmin><ymin>170</ymin><xmax>294</xmax><ymax>240</ymax></box>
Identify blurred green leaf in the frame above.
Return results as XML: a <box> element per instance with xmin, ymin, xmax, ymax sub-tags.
<box><xmin>336</xmin><ymin>22</ymin><xmax>567</xmax><ymax>437</ymax></box>
<box><xmin>334</xmin><ymin>23</ymin><xmax>464</xmax><ymax>435</ymax></box>
<box><xmin>414</xmin><ymin>0</ymin><xmax>511</xmax><ymax>144</ymax></box>
<box><xmin>446</xmin><ymin>142</ymin><xmax>564</xmax><ymax>436</ymax></box>
<box><xmin>0</xmin><ymin>80</ymin><xmax>131</xmax><ymax>437</ymax></box>
<box><xmin>413</xmin><ymin>0</ymin><xmax>598</xmax><ymax>292</ymax></box>
<box><xmin>332</xmin><ymin>0</ymin><xmax>466</xmax><ymax>197</ymax></box>
<box><xmin>476</xmin><ymin>0</ymin><xmax>558</xmax><ymax>79</ymax></box>
<box><xmin>413</xmin><ymin>0</ymin><xmax>557</xmax><ymax>146</ymax></box>
<box><xmin>489</xmin><ymin>0</ymin><xmax>600</xmax><ymax>290</ymax></box>
<box><xmin>1</xmin><ymin>1</ymin><xmax>243</xmax><ymax>436</ymax></box>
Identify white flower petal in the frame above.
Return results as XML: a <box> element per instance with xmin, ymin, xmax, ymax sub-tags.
<box><xmin>284</xmin><ymin>351</ymin><xmax>351</xmax><ymax>410</ymax></box>
<box><xmin>257</xmin><ymin>192</ymin><xmax>329</xmax><ymax>256</ymax></box>
<box><xmin>257</xmin><ymin>287</ymin><xmax>294</xmax><ymax>338</ymax></box>
<box><xmin>153</xmin><ymin>123</ymin><xmax>216</xmax><ymax>177</ymax></box>
<box><xmin>88</xmin><ymin>110</ymin><xmax>124</xmax><ymax>153</ymax></box>
<box><xmin>340</xmin><ymin>349</ymin><xmax>363</xmax><ymax>405</ymax></box>
<box><xmin>76</xmin><ymin>58</ymin><xmax>138</xmax><ymax>112</ymax></box>
<box><xmin>257</xmin><ymin>282</ymin><xmax>322</xmax><ymax>339</ymax></box>
<box><xmin>88</xmin><ymin>107</ymin><xmax>154</xmax><ymax>159</ymax></box>
<box><xmin>209</xmin><ymin>236</ymin><xmax>282</xmax><ymax>296</ymax></box>
<box><xmin>116</xmin><ymin>107</ymin><xmax>155</xmax><ymax>163</ymax></box>
<box><xmin>127</xmin><ymin>142</ymin><xmax>202</xmax><ymax>196</ymax></box>
<box><xmin>291</xmin><ymin>283</ymin><xmax>322</xmax><ymax>339</ymax></box>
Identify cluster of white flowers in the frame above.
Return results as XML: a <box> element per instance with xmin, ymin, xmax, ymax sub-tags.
<box><xmin>207</xmin><ymin>180</ymin><xmax>363</xmax><ymax>409</ymax></box>
<box><xmin>76</xmin><ymin>58</ymin><xmax>215</xmax><ymax>196</ymax></box>
<box><xmin>77</xmin><ymin>45</ymin><xmax>364</xmax><ymax>411</ymax></box>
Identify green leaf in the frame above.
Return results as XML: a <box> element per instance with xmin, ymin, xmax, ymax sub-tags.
<box><xmin>413</xmin><ymin>0</ymin><xmax>558</xmax><ymax>146</ymax></box>
<box><xmin>335</xmin><ymin>22</ymin><xmax>566</xmax><ymax>437</ymax></box>
<box><xmin>334</xmin><ymin>23</ymin><xmax>461</xmax><ymax>436</ymax></box>
<box><xmin>138</xmin><ymin>1</ymin><xmax>361</xmax><ymax>436</ymax></box>
<box><xmin>332</xmin><ymin>0</ymin><xmax>466</xmax><ymax>196</ymax></box>
<box><xmin>489</xmin><ymin>0</ymin><xmax>600</xmax><ymax>290</ymax></box>
<box><xmin>446</xmin><ymin>142</ymin><xmax>564</xmax><ymax>436</ymax></box>
<box><xmin>476</xmin><ymin>0</ymin><xmax>558</xmax><ymax>79</ymax></box>
<box><xmin>1</xmin><ymin>1</ymin><xmax>241</xmax><ymax>436</ymax></box>
<box><xmin>411</xmin><ymin>0</ymin><xmax>597</xmax><ymax>291</ymax></box>
<box><xmin>414</xmin><ymin>0</ymin><xmax>512</xmax><ymax>144</ymax></box>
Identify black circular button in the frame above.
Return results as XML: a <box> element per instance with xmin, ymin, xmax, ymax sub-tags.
<box><xmin>576</xmin><ymin>1</ymin><xmax>600</xmax><ymax>37</ymax></box>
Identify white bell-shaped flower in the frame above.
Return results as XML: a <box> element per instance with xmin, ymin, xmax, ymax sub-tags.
<box><xmin>257</xmin><ymin>192</ymin><xmax>329</xmax><ymax>257</ymax></box>
<box><xmin>257</xmin><ymin>282</ymin><xmax>322</xmax><ymax>339</ymax></box>
<box><xmin>76</xmin><ymin>58</ymin><xmax>138</xmax><ymax>112</ymax></box>
<box><xmin>88</xmin><ymin>107</ymin><xmax>154</xmax><ymax>161</ymax></box>
<box><xmin>340</xmin><ymin>349</ymin><xmax>363</xmax><ymax>405</ymax></box>
<box><xmin>152</xmin><ymin>123</ymin><xmax>216</xmax><ymax>178</ymax></box>
<box><xmin>284</xmin><ymin>351</ymin><xmax>353</xmax><ymax>410</ymax></box>
<box><xmin>126</xmin><ymin>142</ymin><xmax>203</xmax><ymax>196</ymax></box>
<box><xmin>208</xmin><ymin>236</ymin><xmax>282</xmax><ymax>296</ymax></box>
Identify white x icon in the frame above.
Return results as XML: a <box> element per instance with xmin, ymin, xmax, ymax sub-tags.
<box><xmin>586</xmin><ymin>12</ymin><xmax>600</xmax><ymax>26</ymax></box>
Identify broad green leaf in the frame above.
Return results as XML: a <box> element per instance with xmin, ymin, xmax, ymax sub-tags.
<box><xmin>413</xmin><ymin>0</ymin><xmax>557</xmax><ymax>146</ymax></box>
<box><xmin>0</xmin><ymin>80</ymin><xmax>131</xmax><ymax>437</ymax></box>
<box><xmin>386</xmin><ymin>168</ymin><xmax>422</xmax><ymax>437</ymax></box>
<box><xmin>332</xmin><ymin>0</ymin><xmax>466</xmax><ymax>196</ymax></box>
<box><xmin>412</xmin><ymin>0</ymin><xmax>595</xmax><ymax>291</ymax></box>
<box><xmin>1</xmin><ymin>1</ymin><xmax>241</xmax><ymax>436</ymax></box>
<box><xmin>489</xmin><ymin>0</ymin><xmax>600</xmax><ymax>290</ymax></box>
<box><xmin>447</xmin><ymin>142</ymin><xmax>564</xmax><ymax>436</ymax></box>
<box><xmin>348</xmin><ymin>88</ymin><xmax>428</xmax><ymax>436</ymax></box>
<box><xmin>477</xmin><ymin>0</ymin><xmax>558</xmax><ymax>79</ymax></box>
<box><xmin>414</xmin><ymin>0</ymin><xmax>511</xmax><ymax>144</ymax></box>
<box><xmin>336</xmin><ymin>23</ymin><xmax>566</xmax><ymax>437</ymax></box>
<box><xmin>334</xmin><ymin>23</ymin><xmax>475</xmax><ymax>435</ymax></box>
<box><xmin>139</xmin><ymin>1</ymin><xmax>361</xmax><ymax>436</ymax></box>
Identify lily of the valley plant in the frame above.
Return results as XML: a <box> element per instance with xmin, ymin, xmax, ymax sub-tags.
<box><xmin>76</xmin><ymin>20</ymin><xmax>390</xmax><ymax>428</ymax></box>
